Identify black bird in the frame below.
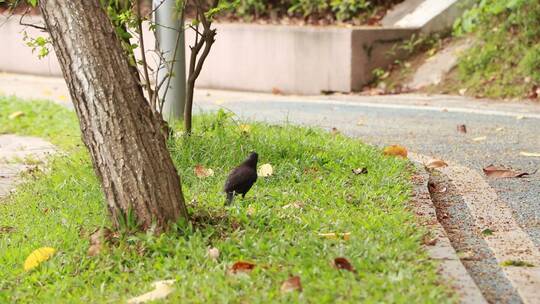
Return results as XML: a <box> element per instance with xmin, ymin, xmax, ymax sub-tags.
<box><xmin>224</xmin><ymin>152</ymin><xmax>258</xmax><ymax>204</ymax></box>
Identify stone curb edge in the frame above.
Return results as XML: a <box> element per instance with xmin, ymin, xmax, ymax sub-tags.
<box><xmin>410</xmin><ymin>161</ymin><xmax>487</xmax><ymax>304</ymax></box>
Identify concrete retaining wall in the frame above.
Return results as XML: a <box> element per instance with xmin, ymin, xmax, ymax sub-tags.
<box><xmin>0</xmin><ymin>0</ymin><xmax>465</xmax><ymax>94</ymax></box>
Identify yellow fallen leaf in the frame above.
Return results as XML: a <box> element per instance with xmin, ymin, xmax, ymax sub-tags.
<box><xmin>58</xmin><ymin>95</ymin><xmax>68</xmax><ymax>101</ymax></box>
<box><xmin>42</xmin><ymin>89</ymin><xmax>53</xmax><ymax>96</ymax></box>
<box><xmin>239</xmin><ymin>124</ymin><xmax>251</xmax><ymax>133</ymax></box>
<box><xmin>194</xmin><ymin>165</ymin><xmax>214</xmax><ymax>178</ymax></box>
<box><xmin>24</xmin><ymin>247</ymin><xmax>56</xmax><ymax>271</ymax></box>
<box><xmin>520</xmin><ymin>151</ymin><xmax>540</xmax><ymax>157</ymax></box>
<box><xmin>496</xmin><ymin>127</ymin><xmax>504</xmax><ymax>132</ymax></box>
<box><xmin>127</xmin><ymin>280</ymin><xmax>175</xmax><ymax>304</ymax></box>
<box><xmin>318</xmin><ymin>232</ymin><xmax>351</xmax><ymax>241</ymax></box>
<box><xmin>516</xmin><ymin>115</ymin><xmax>525</xmax><ymax>120</ymax></box>
<box><xmin>383</xmin><ymin>145</ymin><xmax>408</xmax><ymax>158</ymax></box>
<box><xmin>426</xmin><ymin>159</ymin><xmax>448</xmax><ymax>169</ymax></box>
<box><xmin>472</xmin><ymin>136</ymin><xmax>487</xmax><ymax>142</ymax></box>
<box><xmin>258</xmin><ymin>163</ymin><xmax>273</xmax><ymax>177</ymax></box>
<box><xmin>8</xmin><ymin>111</ymin><xmax>25</xmax><ymax>120</ymax></box>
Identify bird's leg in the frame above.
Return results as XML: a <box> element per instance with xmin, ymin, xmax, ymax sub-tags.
<box><xmin>225</xmin><ymin>192</ymin><xmax>235</xmax><ymax>205</ymax></box>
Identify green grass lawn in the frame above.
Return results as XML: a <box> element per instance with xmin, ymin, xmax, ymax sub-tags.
<box><xmin>0</xmin><ymin>96</ymin><xmax>452</xmax><ymax>303</ymax></box>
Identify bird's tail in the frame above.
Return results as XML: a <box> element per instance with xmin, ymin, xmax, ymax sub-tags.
<box><xmin>225</xmin><ymin>192</ymin><xmax>234</xmax><ymax>205</ymax></box>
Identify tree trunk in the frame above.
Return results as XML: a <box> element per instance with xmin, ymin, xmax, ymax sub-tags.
<box><xmin>39</xmin><ymin>0</ymin><xmax>189</xmax><ymax>231</ymax></box>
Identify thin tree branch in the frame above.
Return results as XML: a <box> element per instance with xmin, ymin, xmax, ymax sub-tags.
<box><xmin>136</xmin><ymin>0</ymin><xmax>154</xmax><ymax>108</ymax></box>
<box><xmin>19</xmin><ymin>8</ymin><xmax>47</xmax><ymax>31</ymax></box>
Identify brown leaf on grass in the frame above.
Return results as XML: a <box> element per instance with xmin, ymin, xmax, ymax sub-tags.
<box><xmin>87</xmin><ymin>228</ymin><xmax>116</xmax><ymax>257</ymax></box>
<box><xmin>333</xmin><ymin>257</ymin><xmax>356</xmax><ymax>273</ymax></box>
<box><xmin>0</xmin><ymin>226</ymin><xmax>15</xmax><ymax>234</ymax></box>
<box><xmin>88</xmin><ymin>229</ymin><xmax>104</xmax><ymax>256</ymax></box>
<box><xmin>482</xmin><ymin>165</ymin><xmax>533</xmax><ymax>178</ymax></box>
<box><xmin>280</xmin><ymin>276</ymin><xmax>302</xmax><ymax>293</ymax></box>
<box><xmin>352</xmin><ymin>167</ymin><xmax>368</xmax><ymax>175</ymax></box>
<box><xmin>383</xmin><ymin>145</ymin><xmax>408</xmax><ymax>158</ymax></box>
<box><xmin>229</xmin><ymin>261</ymin><xmax>256</xmax><ymax>274</ymax></box>
<box><xmin>127</xmin><ymin>280</ymin><xmax>175</xmax><ymax>304</ymax></box>
<box><xmin>426</xmin><ymin>159</ymin><xmax>448</xmax><ymax>169</ymax></box>
<box><xmin>194</xmin><ymin>165</ymin><xmax>214</xmax><ymax>178</ymax></box>
<box><xmin>457</xmin><ymin>124</ymin><xmax>467</xmax><ymax>133</ymax></box>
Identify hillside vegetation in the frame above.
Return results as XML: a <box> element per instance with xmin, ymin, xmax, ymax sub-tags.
<box><xmin>451</xmin><ymin>0</ymin><xmax>540</xmax><ymax>99</ymax></box>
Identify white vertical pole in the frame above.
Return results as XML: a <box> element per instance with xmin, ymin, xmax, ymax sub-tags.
<box><xmin>153</xmin><ymin>0</ymin><xmax>186</xmax><ymax>122</ymax></box>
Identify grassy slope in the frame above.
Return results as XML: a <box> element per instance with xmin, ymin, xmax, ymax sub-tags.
<box><xmin>0</xmin><ymin>96</ymin><xmax>451</xmax><ymax>303</ymax></box>
<box><xmin>439</xmin><ymin>0</ymin><xmax>540</xmax><ymax>99</ymax></box>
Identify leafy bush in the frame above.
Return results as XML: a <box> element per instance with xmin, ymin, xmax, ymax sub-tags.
<box><xmin>231</xmin><ymin>0</ymin><xmax>402</xmax><ymax>22</ymax></box>
<box><xmin>453</xmin><ymin>0</ymin><xmax>540</xmax><ymax>98</ymax></box>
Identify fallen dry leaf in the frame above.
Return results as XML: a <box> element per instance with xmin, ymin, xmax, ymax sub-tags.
<box><xmin>428</xmin><ymin>181</ymin><xmax>447</xmax><ymax>193</ymax></box>
<box><xmin>239</xmin><ymin>124</ymin><xmax>251</xmax><ymax>133</ymax></box>
<box><xmin>127</xmin><ymin>280</ymin><xmax>175</xmax><ymax>304</ymax></box>
<box><xmin>318</xmin><ymin>232</ymin><xmax>351</xmax><ymax>241</ymax></box>
<box><xmin>516</xmin><ymin>115</ymin><xmax>525</xmax><ymax>120</ymax></box>
<box><xmin>282</xmin><ymin>201</ymin><xmax>304</xmax><ymax>209</ymax></box>
<box><xmin>24</xmin><ymin>247</ymin><xmax>56</xmax><ymax>271</ymax></box>
<box><xmin>426</xmin><ymin>159</ymin><xmax>448</xmax><ymax>169</ymax></box>
<box><xmin>383</xmin><ymin>145</ymin><xmax>408</xmax><ymax>158</ymax></box>
<box><xmin>333</xmin><ymin>257</ymin><xmax>356</xmax><ymax>273</ymax></box>
<box><xmin>258</xmin><ymin>163</ymin><xmax>273</xmax><ymax>177</ymax></box>
<box><xmin>0</xmin><ymin>226</ymin><xmax>15</xmax><ymax>234</ymax></box>
<box><xmin>356</xmin><ymin>120</ymin><xmax>364</xmax><ymax>126</ymax></box>
<box><xmin>272</xmin><ymin>87</ymin><xmax>283</xmax><ymax>95</ymax></box>
<box><xmin>8</xmin><ymin>111</ymin><xmax>25</xmax><ymax>120</ymax></box>
<box><xmin>352</xmin><ymin>167</ymin><xmax>368</xmax><ymax>175</ymax></box>
<box><xmin>194</xmin><ymin>165</ymin><xmax>214</xmax><ymax>178</ymax></box>
<box><xmin>457</xmin><ymin>124</ymin><xmax>467</xmax><ymax>133</ymax></box>
<box><xmin>87</xmin><ymin>228</ymin><xmax>113</xmax><ymax>257</ymax></box>
<box><xmin>520</xmin><ymin>151</ymin><xmax>540</xmax><ymax>157</ymax></box>
<box><xmin>482</xmin><ymin>165</ymin><xmax>532</xmax><ymax>178</ymax></box>
<box><xmin>496</xmin><ymin>127</ymin><xmax>504</xmax><ymax>132</ymax></box>
<box><xmin>280</xmin><ymin>276</ymin><xmax>302</xmax><ymax>293</ymax></box>
<box><xmin>459</xmin><ymin>88</ymin><xmax>467</xmax><ymax>95</ymax></box>
<box><xmin>331</xmin><ymin>127</ymin><xmax>340</xmax><ymax>135</ymax></box>
<box><xmin>207</xmin><ymin>247</ymin><xmax>220</xmax><ymax>260</ymax></box>
<box><xmin>527</xmin><ymin>85</ymin><xmax>539</xmax><ymax>99</ymax></box>
<box><xmin>87</xmin><ymin>244</ymin><xmax>101</xmax><ymax>257</ymax></box>
<box><xmin>229</xmin><ymin>261</ymin><xmax>256</xmax><ymax>274</ymax></box>
<box><xmin>472</xmin><ymin>136</ymin><xmax>487</xmax><ymax>142</ymax></box>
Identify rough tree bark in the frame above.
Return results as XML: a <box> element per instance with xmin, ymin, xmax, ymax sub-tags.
<box><xmin>39</xmin><ymin>0</ymin><xmax>189</xmax><ymax>231</ymax></box>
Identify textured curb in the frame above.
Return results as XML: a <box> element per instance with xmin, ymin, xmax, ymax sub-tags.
<box><xmin>411</xmin><ymin>160</ymin><xmax>487</xmax><ymax>304</ymax></box>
